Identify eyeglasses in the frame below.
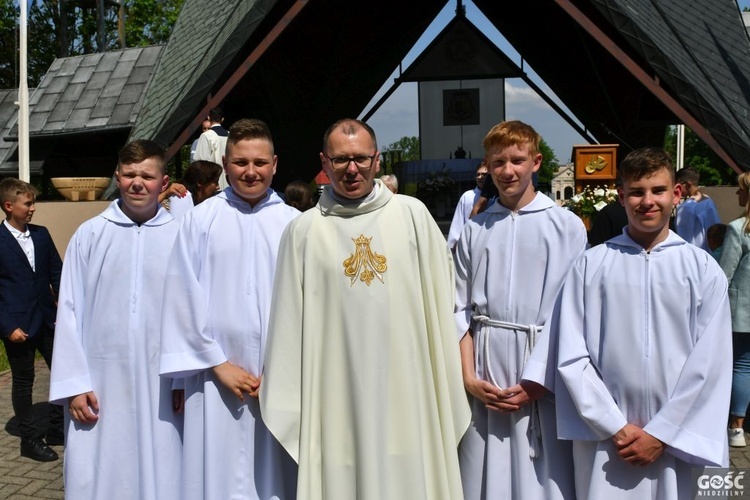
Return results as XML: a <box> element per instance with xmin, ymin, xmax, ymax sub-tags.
<box><xmin>325</xmin><ymin>153</ymin><xmax>377</xmax><ymax>170</ymax></box>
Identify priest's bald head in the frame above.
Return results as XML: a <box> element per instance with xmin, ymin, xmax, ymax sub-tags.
<box><xmin>320</xmin><ymin>119</ymin><xmax>381</xmax><ymax>200</ymax></box>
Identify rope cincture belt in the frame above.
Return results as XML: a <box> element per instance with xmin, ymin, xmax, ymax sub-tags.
<box><xmin>472</xmin><ymin>314</ymin><xmax>544</xmax><ymax>459</ymax></box>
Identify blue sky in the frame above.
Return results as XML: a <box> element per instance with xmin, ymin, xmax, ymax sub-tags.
<box><xmin>365</xmin><ymin>0</ymin><xmax>749</xmax><ymax>163</ymax></box>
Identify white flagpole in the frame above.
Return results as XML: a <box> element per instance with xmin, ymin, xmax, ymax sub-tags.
<box><xmin>676</xmin><ymin>124</ymin><xmax>685</xmax><ymax>171</ymax></box>
<box><xmin>18</xmin><ymin>0</ymin><xmax>30</xmax><ymax>182</ymax></box>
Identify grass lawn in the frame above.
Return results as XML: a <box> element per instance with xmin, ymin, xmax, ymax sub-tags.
<box><xmin>0</xmin><ymin>348</ymin><xmax>45</xmax><ymax>372</ymax></box>
<box><xmin>0</xmin><ymin>347</ymin><xmax>8</xmax><ymax>372</ymax></box>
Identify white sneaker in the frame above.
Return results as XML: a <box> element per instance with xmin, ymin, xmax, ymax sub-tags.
<box><xmin>729</xmin><ymin>427</ymin><xmax>746</xmax><ymax>447</ymax></box>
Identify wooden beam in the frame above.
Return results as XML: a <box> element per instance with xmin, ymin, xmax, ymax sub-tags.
<box><xmin>166</xmin><ymin>0</ymin><xmax>310</xmax><ymax>161</ymax></box>
<box><xmin>553</xmin><ymin>0</ymin><xmax>742</xmax><ymax>173</ymax></box>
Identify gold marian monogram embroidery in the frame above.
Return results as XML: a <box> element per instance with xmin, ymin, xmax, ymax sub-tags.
<box><xmin>343</xmin><ymin>234</ymin><xmax>387</xmax><ymax>286</ymax></box>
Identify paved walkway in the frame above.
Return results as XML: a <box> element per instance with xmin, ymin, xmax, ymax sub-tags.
<box><xmin>0</xmin><ymin>360</ymin><xmax>64</xmax><ymax>499</ymax></box>
<box><xmin>0</xmin><ymin>360</ymin><xmax>749</xmax><ymax>499</ymax></box>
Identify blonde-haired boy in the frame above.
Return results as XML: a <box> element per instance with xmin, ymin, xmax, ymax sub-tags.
<box><xmin>0</xmin><ymin>178</ymin><xmax>63</xmax><ymax>462</ymax></box>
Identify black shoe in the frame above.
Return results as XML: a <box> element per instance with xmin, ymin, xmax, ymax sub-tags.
<box><xmin>45</xmin><ymin>432</ymin><xmax>64</xmax><ymax>446</ymax></box>
<box><xmin>20</xmin><ymin>438</ymin><xmax>59</xmax><ymax>462</ymax></box>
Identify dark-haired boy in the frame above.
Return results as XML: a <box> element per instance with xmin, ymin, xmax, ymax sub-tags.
<box><xmin>554</xmin><ymin>148</ymin><xmax>732</xmax><ymax>498</ymax></box>
<box><xmin>50</xmin><ymin>140</ymin><xmax>183</xmax><ymax>499</ymax></box>
<box><xmin>0</xmin><ymin>178</ymin><xmax>63</xmax><ymax>462</ymax></box>
<box><xmin>160</xmin><ymin>119</ymin><xmax>299</xmax><ymax>499</ymax></box>
<box><xmin>674</xmin><ymin>166</ymin><xmax>721</xmax><ymax>252</ymax></box>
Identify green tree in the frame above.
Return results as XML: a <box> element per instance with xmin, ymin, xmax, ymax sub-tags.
<box><xmin>0</xmin><ymin>0</ymin><xmax>62</xmax><ymax>88</ymax></box>
<box><xmin>0</xmin><ymin>0</ymin><xmax>17</xmax><ymax>88</ymax></box>
<box><xmin>384</xmin><ymin>136</ymin><xmax>420</xmax><ymax>161</ymax></box>
<box><xmin>3</xmin><ymin>0</ymin><xmax>184</xmax><ymax>88</ymax></box>
<box><xmin>124</xmin><ymin>0</ymin><xmax>183</xmax><ymax>47</ymax></box>
<box><xmin>664</xmin><ymin>126</ymin><xmax>735</xmax><ymax>185</ymax></box>
<box><xmin>537</xmin><ymin>137</ymin><xmax>559</xmax><ymax>186</ymax></box>
<box><xmin>27</xmin><ymin>1</ymin><xmax>63</xmax><ymax>85</ymax></box>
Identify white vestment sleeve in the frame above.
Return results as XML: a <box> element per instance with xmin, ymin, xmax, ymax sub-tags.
<box><xmin>259</xmin><ymin>221</ymin><xmax>304</xmax><ymax>462</ymax></box>
<box><xmin>522</xmin><ymin>292</ymin><xmax>563</xmax><ymax>391</ymax></box>
<box><xmin>193</xmin><ymin>133</ymin><xmax>212</xmax><ymax>163</ymax></box>
<box><xmin>453</xmin><ymin>222</ymin><xmax>473</xmax><ymax>340</ymax></box>
<box><xmin>522</xmin><ymin>223</ymin><xmax>587</xmax><ymax>389</ymax></box>
<box><xmin>446</xmin><ymin>190</ymin><xmax>472</xmax><ymax>249</ymax></box>
<box><xmin>167</xmin><ymin>193</ymin><xmax>194</xmax><ymax>221</ymax></box>
<box><xmin>159</xmin><ymin>215</ymin><xmax>227</xmax><ymax>377</ymax></box>
<box><xmin>49</xmin><ymin>232</ymin><xmax>93</xmax><ymax>404</ymax></box>
<box><xmin>643</xmin><ymin>268</ymin><xmax>732</xmax><ymax>467</ymax></box>
<box><xmin>556</xmin><ymin>262</ymin><xmax>629</xmax><ymax>439</ymax></box>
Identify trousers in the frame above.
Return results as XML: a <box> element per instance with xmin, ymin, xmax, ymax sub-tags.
<box><xmin>2</xmin><ymin>326</ymin><xmax>63</xmax><ymax>440</ymax></box>
<box><xmin>731</xmin><ymin>332</ymin><xmax>750</xmax><ymax>418</ymax></box>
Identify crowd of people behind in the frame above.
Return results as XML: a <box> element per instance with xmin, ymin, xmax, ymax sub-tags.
<box><xmin>0</xmin><ymin>115</ymin><xmax>743</xmax><ymax>500</ymax></box>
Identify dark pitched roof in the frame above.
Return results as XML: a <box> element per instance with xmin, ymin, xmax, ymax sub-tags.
<box><xmin>592</xmin><ymin>0</ymin><xmax>750</xmax><ymax>167</ymax></box>
<box><xmin>130</xmin><ymin>0</ymin><xmax>447</xmax><ymax>182</ymax></box>
<box><xmin>0</xmin><ymin>89</ymin><xmax>42</xmax><ymax>175</ymax></box>
<box><xmin>0</xmin><ymin>89</ymin><xmax>19</xmax><ymax>165</ymax></box>
<box><xmin>131</xmin><ymin>0</ymin><xmax>750</xmax><ymax>180</ymax></box>
<box><xmin>474</xmin><ymin>0</ymin><xmax>750</xmax><ymax>168</ymax></box>
<box><xmin>129</xmin><ymin>0</ymin><xmax>278</xmax><ymax>144</ymax></box>
<box><xmin>7</xmin><ymin>46</ymin><xmax>163</xmax><ymax>139</ymax></box>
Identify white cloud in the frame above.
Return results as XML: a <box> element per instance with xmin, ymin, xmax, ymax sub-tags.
<box><xmin>365</xmin><ymin>84</ymin><xmax>419</xmax><ymax>149</ymax></box>
<box><xmin>504</xmin><ymin>81</ymin><xmax>546</xmax><ymax>109</ymax></box>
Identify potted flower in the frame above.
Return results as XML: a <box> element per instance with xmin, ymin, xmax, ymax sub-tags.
<box><xmin>563</xmin><ymin>184</ymin><xmax>618</xmax><ymax>228</ymax></box>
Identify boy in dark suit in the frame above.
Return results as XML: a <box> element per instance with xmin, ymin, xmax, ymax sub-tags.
<box><xmin>0</xmin><ymin>178</ymin><xmax>63</xmax><ymax>462</ymax></box>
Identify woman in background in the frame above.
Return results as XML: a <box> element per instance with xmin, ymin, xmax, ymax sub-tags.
<box><xmin>721</xmin><ymin>171</ymin><xmax>750</xmax><ymax>448</ymax></box>
<box><xmin>167</xmin><ymin>160</ymin><xmax>223</xmax><ymax>220</ymax></box>
<box><xmin>283</xmin><ymin>180</ymin><xmax>314</xmax><ymax>211</ymax></box>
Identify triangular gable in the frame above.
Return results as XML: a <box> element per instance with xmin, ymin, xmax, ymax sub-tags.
<box><xmin>400</xmin><ymin>15</ymin><xmax>522</xmax><ymax>82</ymax></box>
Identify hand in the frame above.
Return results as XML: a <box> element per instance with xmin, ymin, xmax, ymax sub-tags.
<box><xmin>612</xmin><ymin>423</ymin><xmax>665</xmax><ymax>466</ymax></box>
<box><xmin>172</xmin><ymin>389</ymin><xmax>185</xmax><ymax>414</ymax></box>
<box><xmin>69</xmin><ymin>392</ymin><xmax>99</xmax><ymax>424</ymax></box>
<box><xmin>248</xmin><ymin>375</ymin><xmax>262</xmax><ymax>398</ymax></box>
<box><xmin>166</xmin><ymin>183</ymin><xmax>188</xmax><ymax>198</ymax></box>
<box><xmin>8</xmin><ymin>328</ymin><xmax>28</xmax><ymax>343</ymax></box>
<box><xmin>212</xmin><ymin>362</ymin><xmax>260</xmax><ymax>401</ymax></box>
<box><xmin>464</xmin><ymin>376</ymin><xmax>506</xmax><ymax>413</ymax></box>
<box><xmin>495</xmin><ymin>381</ymin><xmax>548</xmax><ymax>412</ymax></box>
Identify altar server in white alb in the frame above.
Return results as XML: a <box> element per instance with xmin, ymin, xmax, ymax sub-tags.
<box><xmin>553</xmin><ymin>148</ymin><xmax>732</xmax><ymax>499</ymax></box>
<box><xmin>49</xmin><ymin>140</ymin><xmax>183</xmax><ymax>500</ymax></box>
<box><xmin>455</xmin><ymin>120</ymin><xmax>586</xmax><ymax>500</ymax></box>
<box><xmin>160</xmin><ymin>119</ymin><xmax>299</xmax><ymax>500</ymax></box>
<box><xmin>446</xmin><ymin>160</ymin><xmax>488</xmax><ymax>250</ymax></box>
<box><xmin>260</xmin><ymin>118</ymin><xmax>470</xmax><ymax>500</ymax></box>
